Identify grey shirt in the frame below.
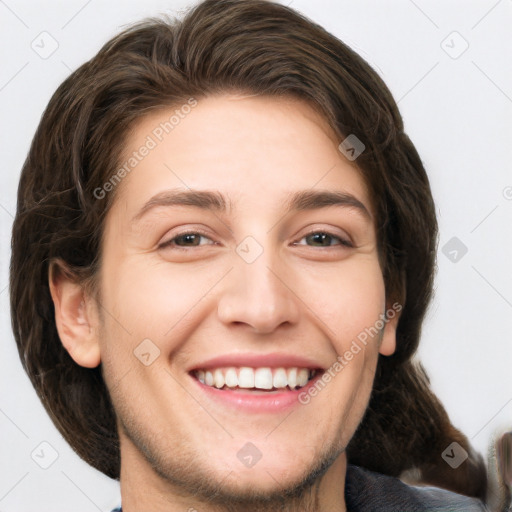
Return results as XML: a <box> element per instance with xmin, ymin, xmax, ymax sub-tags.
<box><xmin>345</xmin><ymin>464</ymin><xmax>489</xmax><ymax>511</ymax></box>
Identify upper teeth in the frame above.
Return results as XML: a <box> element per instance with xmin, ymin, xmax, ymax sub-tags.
<box><xmin>194</xmin><ymin>367</ymin><xmax>316</xmax><ymax>390</ymax></box>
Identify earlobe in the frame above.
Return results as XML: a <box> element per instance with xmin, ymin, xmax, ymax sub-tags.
<box><xmin>48</xmin><ymin>260</ymin><xmax>101</xmax><ymax>368</ymax></box>
<box><xmin>378</xmin><ymin>306</ymin><xmax>399</xmax><ymax>356</ymax></box>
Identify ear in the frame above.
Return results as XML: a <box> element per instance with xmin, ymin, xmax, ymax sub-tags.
<box><xmin>48</xmin><ymin>260</ymin><xmax>101</xmax><ymax>368</ymax></box>
<box><xmin>378</xmin><ymin>302</ymin><xmax>401</xmax><ymax>356</ymax></box>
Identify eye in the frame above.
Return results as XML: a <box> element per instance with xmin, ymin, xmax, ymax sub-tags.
<box><xmin>294</xmin><ymin>230</ymin><xmax>353</xmax><ymax>248</ymax></box>
<box><xmin>158</xmin><ymin>231</ymin><xmax>216</xmax><ymax>250</ymax></box>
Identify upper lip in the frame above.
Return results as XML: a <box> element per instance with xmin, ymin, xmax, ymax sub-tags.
<box><xmin>188</xmin><ymin>352</ymin><xmax>326</xmax><ymax>372</ymax></box>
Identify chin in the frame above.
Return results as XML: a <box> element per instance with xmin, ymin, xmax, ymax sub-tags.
<box><xmin>205</xmin><ymin>465</ymin><xmax>316</xmax><ymax>503</ymax></box>
<box><xmin>212</xmin><ymin>443</ymin><xmax>338</xmax><ymax>495</ymax></box>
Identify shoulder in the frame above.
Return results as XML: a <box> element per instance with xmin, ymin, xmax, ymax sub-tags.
<box><xmin>345</xmin><ymin>464</ymin><xmax>489</xmax><ymax>512</ymax></box>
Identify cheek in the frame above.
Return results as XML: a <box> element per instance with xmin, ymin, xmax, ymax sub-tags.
<box><xmin>109</xmin><ymin>262</ymin><xmax>195</xmax><ymax>328</ymax></box>
<box><xmin>98</xmin><ymin>256</ymin><xmax>231</xmax><ymax>353</ymax></box>
<box><xmin>302</xmin><ymin>258</ymin><xmax>386</xmax><ymax>349</ymax></box>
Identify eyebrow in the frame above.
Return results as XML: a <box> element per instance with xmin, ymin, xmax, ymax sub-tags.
<box><xmin>285</xmin><ymin>189</ymin><xmax>371</xmax><ymax>219</ymax></box>
<box><xmin>131</xmin><ymin>188</ymin><xmax>371</xmax><ymax>223</ymax></box>
<box><xmin>132</xmin><ymin>189</ymin><xmax>230</xmax><ymax>223</ymax></box>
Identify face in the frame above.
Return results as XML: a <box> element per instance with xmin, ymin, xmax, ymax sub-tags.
<box><xmin>68</xmin><ymin>94</ymin><xmax>397</xmax><ymax>506</ymax></box>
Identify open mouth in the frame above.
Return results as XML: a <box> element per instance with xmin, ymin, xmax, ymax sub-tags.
<box><xmin>191</xmin><ymin>367</ymin><xmax>320</xmax><ymax>393</ymax></box>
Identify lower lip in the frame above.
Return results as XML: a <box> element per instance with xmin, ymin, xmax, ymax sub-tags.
<box><xmin>190</xmin><ymin>371</ymin><xmax>324</xmax><ymax>413</ymax></box>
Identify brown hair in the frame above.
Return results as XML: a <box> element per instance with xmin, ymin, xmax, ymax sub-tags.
<box><xmin>10</xmin><ymin>0</ymin><xmax>486</xmax><ymax>499</ymax></box>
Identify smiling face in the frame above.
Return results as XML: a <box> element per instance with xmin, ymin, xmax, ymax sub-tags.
<box><xmin>52</xmin><ymin>93</ymin><xmax>397</xmax><ymax>509</ymax></box>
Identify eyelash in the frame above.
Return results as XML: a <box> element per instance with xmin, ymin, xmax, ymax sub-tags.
<box><xmin>158</xmin><ymin>229</ymin><xmax>353</xmax><ymax>251</ymax></box>
<box><xmin>159</xmin><ymin>230</ymin><xmax>214</xmax><ymax>250</ymax></box>
<box><xmin>294</xmin><ymin>230</ymin><xmax>353</xmax><ymax>248</ymax></box>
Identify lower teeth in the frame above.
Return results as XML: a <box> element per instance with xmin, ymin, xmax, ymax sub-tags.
<box><xmin>221</xmin><ymin>385</ymin><xmax>302</xmax><ymax>391</ymax></box>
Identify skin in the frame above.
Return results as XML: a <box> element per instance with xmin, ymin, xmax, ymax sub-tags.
<box><xmin>50</xmin><ymin>94</ymin><xmax>398</xmax><ymax>512</ymax></box>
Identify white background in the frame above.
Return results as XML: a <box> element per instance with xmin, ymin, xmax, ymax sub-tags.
<box><xmin>1</xmin><ymin>1</ymin><xmax>511</xmax><ymax>510</ymax></box>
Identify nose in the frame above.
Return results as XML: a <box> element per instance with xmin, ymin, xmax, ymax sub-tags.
<box><xmin>216</xmin><ymin>247</ymin><xmax>301</xmax><ymax>334</ymax></box>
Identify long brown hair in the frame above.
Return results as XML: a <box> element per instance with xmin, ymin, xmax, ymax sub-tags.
<box><xmin>10</xmin><ymin>0</ymin><xmax>486</xmax><ymax>499</ymax></box>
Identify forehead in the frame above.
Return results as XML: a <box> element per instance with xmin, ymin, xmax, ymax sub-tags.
<box><xmin>110</xmin><ymin>93</ymin><xmax>372</xmax><ymax>219</ymax></box>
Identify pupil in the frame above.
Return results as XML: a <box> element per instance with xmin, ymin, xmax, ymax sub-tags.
<box><xmin>182</xmin><ymin>234</ymin><xmax>198</xmax><ymax>245</ymax></box>
<box><xmin>310</xmin><ymin>233</ymin><xmax>329</xmax><ymax>246</ymax></box>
